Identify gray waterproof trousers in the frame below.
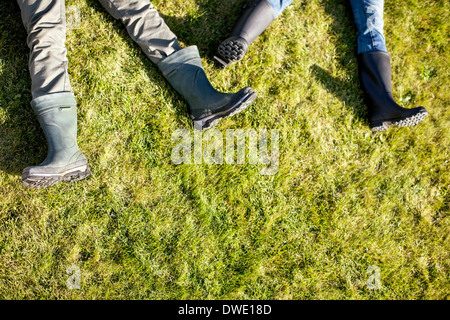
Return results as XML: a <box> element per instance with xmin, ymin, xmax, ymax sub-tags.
<box><xmin>17</xmin><ymin>0</ymin><xmax>181</xmax><ymax>99</ymax></box>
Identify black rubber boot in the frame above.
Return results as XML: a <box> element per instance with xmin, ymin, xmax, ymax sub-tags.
<box><xmin>22</xmin><ymin>92</ymin><xmax>91</xmax><ymax>189</ymax></box>
<box><xmin>157</xmin><ymin>46</ymin><xmax>257</xmax><ymax>130</ymax></box>
<box><xmin>214</xmin><ymin>0</ymin><xmax>276</xmax><ymax>68</ymax></box>
<box><xmin>358</xmin><ymin>51</ymin><xmax>428</xmax><ymax>132</ymax></box>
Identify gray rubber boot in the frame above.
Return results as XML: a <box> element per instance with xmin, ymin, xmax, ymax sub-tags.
<box><xmin>157</xmin><ymin>46</ymin><xmax>257</xmax><ymax>130</ymax></box>
<box><xmin>22</xmin><ymin>92</ymin><xmax>91</xmax><ymax>189</ymax></box>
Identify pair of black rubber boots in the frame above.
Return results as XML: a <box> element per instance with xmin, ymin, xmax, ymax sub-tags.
<box><xmin>214</xmin><ymin>0</ymin><xmax>428</xmax><ymax>132</ymax></box>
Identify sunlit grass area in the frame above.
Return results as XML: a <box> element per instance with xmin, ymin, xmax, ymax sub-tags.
<box><xmin>0</xmin><ymin>0</ymin><xmax>448</xmax><ymax>299</ymax></box>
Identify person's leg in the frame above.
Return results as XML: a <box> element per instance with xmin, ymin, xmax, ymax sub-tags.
<box><xmin>214</xmin><ymin>0</ymin><xmax>294</xmax><ymax>68</ymax></box>
<box><xmin>350</xmin><ymin>0</ymin><xmax>427</xmax><ymax>131</ymax></box>
<box><xmin>97</xmin><ymin>0</ymin><xmax>180</xmax><ymax>64</ymax></box>
<box><xmin>98</xmin><ymin>0</ymin><xmax>257</xmax><ymax>130</ymax></box>
<box><xmin>17</xmin><ymin>0</ymin><xmax>90</xmax><ymax>188</ymax></box>
<box><xmin>18</xmin><ymin>0</ymin><xmax>71</xmax><ymax>98</ymax></box>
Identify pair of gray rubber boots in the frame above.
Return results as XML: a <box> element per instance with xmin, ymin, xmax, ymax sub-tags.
<box><xmin>23</xmin><ymin>45</ymin><xmax>256</xmax><ymax>189</ymax></box>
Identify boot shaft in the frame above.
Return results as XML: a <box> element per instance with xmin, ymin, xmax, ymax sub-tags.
<box><xmin>358</xmin><ymin>51</ymin><xmax>393</xmax><ymax>95</ymax></box>
<box><xmin>230</xmin><ymin>0</ymin><xmax>276</xmax><ymax>45</ymax></box>
<box><xmin>31</xmin><ymin>92</ymin><xmax>81</xmax><ymax>164</ymax></box>
<box><xmin>157</xmin><ymin>46</ymin><xmax>205</xmax><ymax>100</ymax></box>
<box><xmin>157</xmin><ymin>46</ymin><xmax>231</xmax><ymax>117</ymax></box>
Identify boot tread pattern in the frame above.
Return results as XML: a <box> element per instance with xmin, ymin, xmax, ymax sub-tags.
<box><xmin>22</xmin><ymin>165</ymin><xmax>91</xmax><ymax>189</ymax></box>
<box><xmin>217</xmin><ymin>39</ymin><xmax>247</xmax><ymax>63</ymax></box>
<box><xmin>371</xmin><ymin>111</ymin><xmax>428</xmax><ymax>132</ymax></box>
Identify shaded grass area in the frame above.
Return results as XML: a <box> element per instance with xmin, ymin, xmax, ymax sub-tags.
<box><xmin>0</xmin><ymin>0</ymin><xmax>448</xmax><ymax>299</ymax></box>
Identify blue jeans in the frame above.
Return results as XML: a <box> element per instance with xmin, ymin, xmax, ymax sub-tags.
<box><xmin>267</xmin><ymin>0</ymin><xmax>293</xmax><ymax>17</ymax></box>
<box><xmin>349</xmin><ymin>0</ymin><xmax>387</xmax><ymax>53</ymax></box>
<box><xmin>267</xmin><ymin>0</ymin><xmax>387</xmax><ymax>53</ymax></box>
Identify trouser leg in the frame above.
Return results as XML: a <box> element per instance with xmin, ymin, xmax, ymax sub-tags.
<box><xmin>98</xmin><ymin>0</ymin><xmax>181</xmax><ymax>64</ymax></box>
<box><xmin>349</xmin><ymin>0</ymin><xmax>387</xmax><ymax>54</ymax></box>
<box><xmin>17</xmin><ymin>1</ymin><xmax>90</xmax><ymax>189</ymax></box>
<box><xmin>17</xmin><ymin>0</ymin><xmax>72</xmax><ymax>99</ymax></box>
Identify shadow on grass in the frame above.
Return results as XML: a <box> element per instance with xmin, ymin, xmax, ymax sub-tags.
<box><xmin>159</xmin><ymin>0</ymin><xmax>248</xmax><ymax>57</ymax></box>
<box><xmin>0</xmin><ymin>1</ymin><xmax>46</xmax><ymax>176</ymax></box>
<box><xmin>321</xmin><ymin>0</ymin><xmax>359</xmax><ymax>70</ymax></box>
<box><xmin>312</xmin><ymin>0</ymin><xmax>368</xmax><ymax>122</ymax></box>
<box><xmin>310</xmin><ymin>64</ymin><xmax>367</xmax><ymax>121</ymax></box>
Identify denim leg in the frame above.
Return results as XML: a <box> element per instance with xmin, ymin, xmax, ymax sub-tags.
<box><xmin>266</xmin><ymin>0</ymin><xmax>294</xmax><ymax>17</ymax></box>
<box><xmin>349</xmin><ymin>0</ymin><xmax>387</xmax><ymax>53</ymax></box>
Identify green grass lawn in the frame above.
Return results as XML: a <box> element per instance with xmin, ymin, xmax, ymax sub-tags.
<box><xmin>0</xmin><ymin>0</ymin><xmax>448</xmax><ymax>299</ymax></box>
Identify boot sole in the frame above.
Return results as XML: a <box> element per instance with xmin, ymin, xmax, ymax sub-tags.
<box><xmin>214</xmin><ymin>39</ymin><xmax>247</xmax><ymax>68</ymax></box>
<box><xmin>371</xmin><ymin>111</ymin><xmax>428</xmax><ymax>132</ymax></box>
<box><xmin>193</xmin><ymin>90</ymin><xmax>257</xmax><ymax>131</ymax></box>
<box><xmin>22</xmin><ymin>163</ymin><xmax>92</xmax><ymax>189</ymax></box>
